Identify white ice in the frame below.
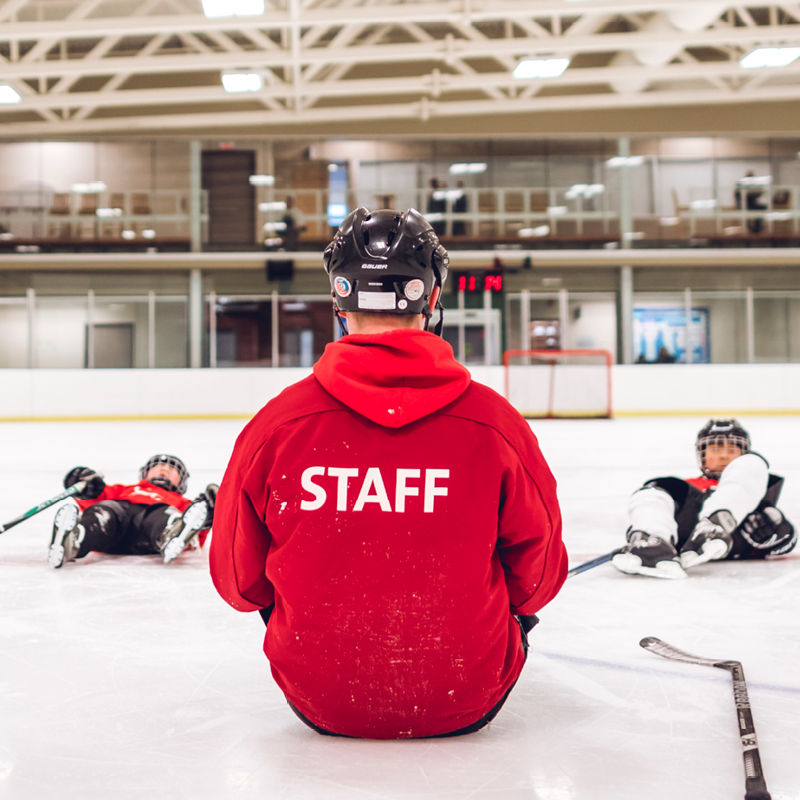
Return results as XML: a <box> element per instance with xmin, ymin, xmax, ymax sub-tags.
<box><xmin>1</xmin><ymin>417</ymin><xmax>799</xmax><ymax>800</ymax></box>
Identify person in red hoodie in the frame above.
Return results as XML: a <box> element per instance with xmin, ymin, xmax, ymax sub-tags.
<box><xmin>48</xmin><ymin>454</ymin><xmax>218</xmax><ymax>569</ymax></box>
<box><xmin>611</xmin><ymin>419</ymin><xmax>795</xmax><ymax>579</ymax></box>
<box><xmin>210</xmin><ymin>207</ymin><xmax>568</xmax><ymax>740</ymax></box>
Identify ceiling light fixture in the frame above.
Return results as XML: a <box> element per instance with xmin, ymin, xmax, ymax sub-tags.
<box><xmin>202</xmin><ymin>0</ymin><xmax>264</xmax><ymax>18</ymax></box>
<box><xmin>449</xmin><ymin>162</ymin><xmax>487</xmax><ymax>175</ymax></box>
<box><xmin>0</xmin><ymin>85</ymin><xmax>22</xmax><ymax>104</ymax></box>
<box><xmin>606</xmin><ymin>156</ymin><xmax>645</xmax><ymax>168</ymax></box>
<box><xmin>222</xmin><ymin>72</ymin><xmax>262</xmax><ymax>93</ymax></box>
<box><xmin>740</xmin><ymin>47</ymin><xmax>800</xmax><ymax>68</ymax></box>
<box><xmin>513</xmin><ymin>58</ymin><xmax>570</xmax><ymax>80</ymax></box>
<box><xmin>249</xmin><ymin>174</ymin><xmax>275</xmax><ymax>186</ymax></box>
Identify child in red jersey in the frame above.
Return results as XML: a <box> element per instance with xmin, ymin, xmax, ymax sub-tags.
<box><xmin>210</xmin><ymin>208</ymin><xmax>568</xmax><ymax>739</ymax></box>
<box><xmin>612</xmin><ymin>419</ymin><xmax>795</xmax><ymax>579</ymax></box>
<box><xmin>48</xmin><ymin>454</ymin><xmax>217</xmax><ymax>569</ymax></box>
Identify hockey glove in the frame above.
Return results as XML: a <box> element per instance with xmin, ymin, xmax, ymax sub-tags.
<box><xmin>194</xmin><ymin>484</ymin><xmax>219</xmax><ymax>526</ymax></box>
<box><xmin>740</xmin><ymin>507</ymin><xmax>796</xmax><ymax>553</ymax></box>
<box><xmin>64</xmin><ymin>467</ymin><xmax>106</xmax><ymax>500</ymax></box>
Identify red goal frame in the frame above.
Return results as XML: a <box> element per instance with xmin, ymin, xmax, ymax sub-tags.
<box><xmin>503</xmin><ymin>348</ymin><xmax>613</xmax><ymax>419</ymax></box>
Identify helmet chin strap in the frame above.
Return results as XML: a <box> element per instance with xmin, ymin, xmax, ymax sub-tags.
<box><xmin>433</xmin><ymin>300</ymin><xmax>445</xmax><ymax>336</ymax></box>
<box><xmin>334</xmin><ymin>307</ymin><xmax>349</xmax><ymax>337</ymax></box>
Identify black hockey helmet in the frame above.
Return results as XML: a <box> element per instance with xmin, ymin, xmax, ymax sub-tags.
<box><xmin>696</xmin><ymin>419</ymin><xmax>750</xmax><ymax>479</ymax></box>
<box><xmin>140</xmin><ymin>454</ymin><xmax>189</xmax><ymax>494</ymax></box>
<box><xmin>323</xmin><ymin>207</ymin><xmax>449</xmax><ymax>333</ymax></box>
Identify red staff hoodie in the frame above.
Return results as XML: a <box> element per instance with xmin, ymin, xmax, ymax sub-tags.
<box><xmin>210</xmin><ymin>328</ymin><xmax>567</xmax><ymax>739</ymax></box>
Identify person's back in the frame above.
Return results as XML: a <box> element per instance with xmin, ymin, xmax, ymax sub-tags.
<box><xmin>210</xmin><ymin>208</ymin><xmax>567</xmax><ymax>738</ymax></box>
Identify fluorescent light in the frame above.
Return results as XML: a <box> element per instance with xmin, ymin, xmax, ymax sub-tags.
<box><xmin>222</xmin><ymin>72</ymin><xmax>262</xmax><ymax>93</ymax></box>
<box><xmin>249</xmin><ymin>174</ymin><xmax>275</xmax><ymax>186</ymax></box>
<box><xmin>689</xmin><ymin>199</ymin><xmax>717</xmax><ymax>210</ymax></box>
<box><xmin>547</xmin><ymin>206</ymin><xmax>567</xmax><ymax>216</ymax></box>
<box><xmin>202</xmin><ymin>0</ymin><xmax>264</xmax><ymax>17</ymax></box>
<box><xmin>449</xmin><ymin>162</ymin><xmax>487</xmax><ymax>175</ymax></box>
<box><xmin>0</xmin><ymin>85</ymin><xmax>21</xmax><ymax>104</ymax></box>
<box><xmin>519</xmin><ymin>225</ymin><xmax>551</xmax><ymax>237</ymax></box>
<box><xmin>72</xmin><ymin>181</ymin><xmax>107</xmax><ymax>193</ymax></box>
<box><xmin>513</xmin><ymin>58</ymin><xmax>570</xmax><ymax>79</ymax></box>
<box><xmin>565</xmin><ymin>183</ymin><xmax>606</xmax><ymax>200</ymax></box>
<box><xmin>328</xmin><ymin>163</ymin><xmax>339</xmax><ymax>172</ymax></box>
<box><xmin>121</xmin><ymin>230</ymin><xmax>136</xmax><ymax>240</ymax></box>
<box><xmin>741</xmin><ymin>47</ymin><xmax>800</xmax><ymax>69</ymax></box>
<box><xmin>96</xmin><ymin>208</ymin><xmax>122</xmax><ymax>218</ymax></box>
<box><xmin>259</xmin><ymin>201</ymin><xmax>287</xmax><ymax>211</ymax></box>
<box><xmin>142</xmin><ymin>229</ymin><xmax>157</xmax><ymax>239</ymax></box>
<box><xmin>606</xmin><ymin>156</ymin><xmax>645</xmax><ymax>168</ymax></box>
<box><xmin>263</xmin><ymin>221</ymin><xmax>287</xmax><ymax>232</ymax></box>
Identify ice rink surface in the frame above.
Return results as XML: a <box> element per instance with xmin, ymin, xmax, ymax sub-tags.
<box><xmin>1</xmin><ymin>416</ymin><xmax>799</xmax><ymax>800</ymax></box>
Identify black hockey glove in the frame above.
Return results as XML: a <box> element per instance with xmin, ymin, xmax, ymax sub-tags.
<box><xmin>740</xmin><ymin>507</ymin><xmax>795</xmax><ymax>553</ymax></box>
<box><xmin>64</xmin><ymin>467</ymin><xmax>106</xmax><ymax>500</ymax></box>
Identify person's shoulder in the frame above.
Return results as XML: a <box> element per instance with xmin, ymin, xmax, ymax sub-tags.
<box><xmin>247</xmin><ymin>374</ymin><xmax>339</xmax><ymax>435</ymax></box>
<box><xmin>443</xmin><ymin>381</ymin><xmax>537</xmax><ymax>442</ymax></box>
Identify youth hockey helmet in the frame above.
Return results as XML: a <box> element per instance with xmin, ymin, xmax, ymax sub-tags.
<box><xmin>140</xmin><ymin>454</ymin><xmax>189</xmax><ymax>494</ymax></box>
<box><xmin>323</xmin><ymin>207</ymin><xmax>449</xmax><ymax>332</ymax></box>
<box><xmin>696</xmin><ymin>419</ymin><xmax>750</xmax><ymax>479</ymax></box>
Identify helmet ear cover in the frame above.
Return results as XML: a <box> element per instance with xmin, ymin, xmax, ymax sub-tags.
<box><xmin>324</xmin><ymin>207</ymin><xmax>449</xmax><ymax>318</ymax></box>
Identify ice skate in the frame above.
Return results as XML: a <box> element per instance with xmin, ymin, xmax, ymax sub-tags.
<box><xmin>159</xmin><ymin>500</ymin><xmax>210</xmax><ymax>564</ymax></box>
<box><xmin>680</xmin><ymin>514</ymin><xmax>733</xmax><ymax>569</ymax></box>
<box><xmin>611</xmin><ymin>530</ymin><xmax>687</xmax><ymax>579</ymax></box>
<box><xmin>48</xmin><ymin>503</ymin><xmax>83</xmax><ymax>569</ymax></box>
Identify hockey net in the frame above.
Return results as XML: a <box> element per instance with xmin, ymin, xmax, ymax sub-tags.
<box><xmin>504</xmin><ymin>349</ymin><xmax>613</xmax><ymax>419</ymax></box>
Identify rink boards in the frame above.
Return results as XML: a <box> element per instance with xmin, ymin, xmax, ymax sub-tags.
<box><xmin>1</xmin><ymin>363</ymin><xmax>800</xmax><ymax>421</ymax></box>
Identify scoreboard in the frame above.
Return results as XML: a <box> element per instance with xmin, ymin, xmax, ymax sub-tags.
<box><xmin>453</xmin><ymin>272</ymin><xmax>504</xmax><ymax>293</ymax></box>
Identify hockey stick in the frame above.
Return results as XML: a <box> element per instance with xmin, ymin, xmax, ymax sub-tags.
<box><xmin>567</xmin><ymin>548</ymin><xmax>623</xmax><ymax>578</ymax></box>
<box><xmin>0</xmin><ymin>474</ymin><xmax>102</xmax><ymax>536</ymax></box>
<box><xmin>640</xmin><ymin>637</ymin><xmax>771</xmax><ymax>800</ymax></box>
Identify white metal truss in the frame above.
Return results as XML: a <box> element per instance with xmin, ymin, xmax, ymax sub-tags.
<box><xmin>1</xmin><ymin>0</ymin><xmax>799</xmax><ymax>135</ymax></box>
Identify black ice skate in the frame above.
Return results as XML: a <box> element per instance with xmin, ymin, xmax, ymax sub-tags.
<box><xmin>611</xmin><ymin>530</ymin><xmax>687</xmax><ymax>579</ymax></box>
<box><xmin>48</xmin><ymin>503</ymin><xmax>84</xmax><ymax>569</ymax></box>
<box><xmin>679</xmin><ymin>512</ymin><xmax>734</xmax><ymax>569</ymax></box>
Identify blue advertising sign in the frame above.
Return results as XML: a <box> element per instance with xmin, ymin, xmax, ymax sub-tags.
<box><xmin>633</xmin><ymin>307</ymin><xmax>709</xmax><ymax>364</ymax></box>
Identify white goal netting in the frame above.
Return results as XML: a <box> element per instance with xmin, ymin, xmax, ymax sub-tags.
<box><xmin>504</xmin><ymin>349</ymin><xmax>613</xmax><ymax>419</ymax></box>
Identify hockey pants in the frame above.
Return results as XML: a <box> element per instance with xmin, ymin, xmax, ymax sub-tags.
<box><xmin>76</xmin><ymin>501</ymin><xmax>182</xmax><ymax>558</ymax></box>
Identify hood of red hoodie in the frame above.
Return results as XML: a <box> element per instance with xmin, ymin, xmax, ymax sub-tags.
<box><xmin>313</xmin><ymin>328</ymin><xmax>471</xmax><ymax>428</ymax></box>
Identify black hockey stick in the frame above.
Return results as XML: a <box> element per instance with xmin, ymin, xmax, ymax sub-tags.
<box><xmin>640</xmin><ymin>636</ymin><xmax>771</xmax><ymax>800</ymax></box>
<box><xmin>567</xmin><ymin>548</ymin><xmax>623</xmax><ymax>578</ymax></box>
<box><xmin>0</xmin><ymin>474</ymin><xmax>102</xmax><ymax>535</ymax></box>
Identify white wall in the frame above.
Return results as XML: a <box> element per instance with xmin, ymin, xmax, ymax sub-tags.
<box><xmin>1</xmin><ymin>364</ymin><xmax>799</xmax><ymax>420</ymax></box>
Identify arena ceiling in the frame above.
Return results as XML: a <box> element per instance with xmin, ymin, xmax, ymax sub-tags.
<box><xmin>0</xmin><ymin>0</ymin><xmax>799</xmax><ymax>137</ymax></box>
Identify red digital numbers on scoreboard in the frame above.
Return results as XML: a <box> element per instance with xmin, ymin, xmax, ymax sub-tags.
<box><xmin>455</xmin><ymin>272</ymin><xmax>503</xmax><ymax>293</ymax></box>
<box><xmin>484</xmin><ymin>274</ymin><xmax>503</xmax><ymax>292</ymax></box>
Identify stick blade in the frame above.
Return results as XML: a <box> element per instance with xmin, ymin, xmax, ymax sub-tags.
<box><xmin>639</xmin><ymin>637</ymin><xmax>721</xmax><ymax>667</ymax></box>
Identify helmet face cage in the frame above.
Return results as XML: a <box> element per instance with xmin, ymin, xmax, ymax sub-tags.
<box><xmin>695</xmin><ymin>419</ymin><xmax>750</xmax><ymax>479</ymax></box>
<box><xmin>323</xmin><ymin>207</ymin><xmax>449</xmax><ymax>320</ymax></box>
<box><xmin>140</xmin><ymin>454</ymin><xmax>189</xmax><ymax>494</ymax></box>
